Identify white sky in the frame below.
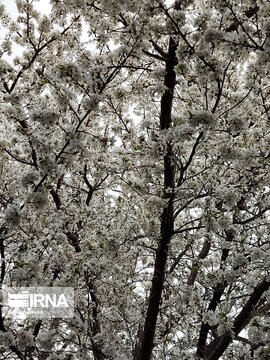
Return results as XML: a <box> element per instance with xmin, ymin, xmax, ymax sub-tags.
<box><xmin>2</xmin><ymin>0</ymin><xmax>51</xmax><ymax>18</ymax></box>
<box><xmin>2</xmin><ymin>0</ymin><xmax>18</xmax><ymax>18</ymax></box>
<box><xmin>0</xmin><ymin>1</ymin><xmax>51</xmax><ymax>62</ymax></box>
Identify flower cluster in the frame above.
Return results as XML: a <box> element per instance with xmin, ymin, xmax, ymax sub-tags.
<box><xmin>190</xmin><ymin>110</ymin><xmax>217</xmax><ymax>128</ymax></box>
<box><xmin>5</xmin><ymin>204</ymin><xmax>22</xmax><ymax>227</ymax></box>
<box><xmin>30</xmin><ymin>110</ymin><xmax>60</xmax><ymax>127</ymax></box>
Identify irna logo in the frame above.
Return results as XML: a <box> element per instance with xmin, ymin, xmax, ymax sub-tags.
<box><xmin>2</xmin><ymin>287</ymin><xmax>74</xmax><ymax>318</ymax></box>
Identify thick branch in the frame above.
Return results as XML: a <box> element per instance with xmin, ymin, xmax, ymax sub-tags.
<box><xmin>196</xmin><ymin>230</ymin><xmax>234</xmax><ymax>358</ymax></box>
<box><xmin>187</xmin><ymin>237</ymin><xmax>211</xmax><ymax>286</ymax></box>
<box><xmin>0</xmin><ymin>238</ymin><xmax>5</xmax><ymax>332</ymax></box>
<box><xmin>65</xmin><ymin>232</ymin><xmax>81</xmax><ymax>253</ymax></box>
<box><xmin>206</xmin><ymin>277</ymin><xmax>270</xmax><ymax>360</ymax></box>
<box><xmin>50</xmin><ymin>189</ymin><xmax>61</xmax><ymax>210</ymax></box>
<box><xmin>134</xmin><ymin>35</ymin><xmax>178</xmax><ymax>360</ymax></box>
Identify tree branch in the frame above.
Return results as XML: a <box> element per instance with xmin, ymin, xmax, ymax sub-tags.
<box><xmin>206</xmin><ymin>277</ymin><xmax>270</xmax><ymax>360</ymax></box>
<box><xmin>134</xmin><ymin>32</ymin><xmax>178</xmax><ymax>360</ymax></box>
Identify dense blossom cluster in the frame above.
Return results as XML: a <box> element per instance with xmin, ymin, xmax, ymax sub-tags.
<box><xmin>30</xmin><ymin>110</ymin><xmax>60</xmax><ymax>127</ymax></box>
<box><xmin>0</xmin><ymin>0</ymin><xmax>270</xmax><ymax>359</ymax></box>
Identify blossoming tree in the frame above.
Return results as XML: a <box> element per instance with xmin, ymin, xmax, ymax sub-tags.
<box><xmin>0</xmin><ymin>0</ymin><xmax>270</xmax><ymax>359</ymax></box>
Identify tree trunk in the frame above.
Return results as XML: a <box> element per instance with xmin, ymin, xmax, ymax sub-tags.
<box><xmin>134</xmin><ymin>36</ymin><xmax>177</xmax><ymax>360</ymax></box>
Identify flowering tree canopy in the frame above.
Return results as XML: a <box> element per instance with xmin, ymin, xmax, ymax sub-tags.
<box><xmin>0</xmin><ymin>0</ymin><xmax>270</xmax><ymax>359</ymax></box>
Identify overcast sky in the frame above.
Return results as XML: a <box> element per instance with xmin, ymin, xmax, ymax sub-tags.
<box><xmin>0</xmin><ymin>0</ymin><xmax>51</xmax><ymax>62</ymax></box>
<box><xmin>2</xmin><ymin>0</ymin><xmax>18</xmax><ymax>19</ymax></box>
<box><xmin>2</xmin><ymin>0</ymin><xmax>51</xmax><ymax>19</ymax></box>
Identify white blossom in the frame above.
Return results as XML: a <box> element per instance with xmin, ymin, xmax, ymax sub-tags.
<box><xmin>190</xmin><ymin>110</ymin><xmax>217</xmax><ymax>128</ymax></box>
<box><xmin>5</xmin><ymin>204</ymin><xmax>22</xmax><ymax>227</ymax></box>
<box><xmin>0</xmin><ymin>1</ymin><xmax>270</xmax><ymax>359</ymax></box>
<box><xmin>29</xmin><ymin>188</ymin><xmax>48</xmax><ymax>209</ymax></box>
<box><xmin>20</xmin><ymin>170</ymin><xmax>39</xmax><ymax>188</ymax></box>
<box><xmin>30</xmin><ymin>110</ymin><xmax>60</xmax><ymax>127</ymax></box>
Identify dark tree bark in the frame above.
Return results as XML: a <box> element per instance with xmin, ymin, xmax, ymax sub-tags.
<box><xmin>205</xmin><ymin>277</ymin><xmax>270</xmax><ymax>360</ymax></box>
<box><xmin>196</xmin><ymin>230</ymin><xmax>234</xmax><ymax>358</ymax></box>
<box><xmin>134</xmin><ymin>36</ymin><xmax>178</xmax><ymax>360</ymax></box>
